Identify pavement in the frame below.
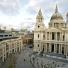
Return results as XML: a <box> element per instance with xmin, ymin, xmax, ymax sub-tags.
<box><xmin>15</xmin><ymin>46</ymin><xmax>34</xmax><ymax>68</ymax></box>
<box><xmin>0</xmin><ymin>53</ymin><xmax>18</xmax><ymax>68</ymax></box>
<box><xmin>15</xmin><ymin>45</ymin><xmax>68</xmax><ymax>68</ymax></box>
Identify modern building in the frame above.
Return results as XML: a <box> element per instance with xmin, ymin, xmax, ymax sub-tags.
<box><xmin>34</xmin><ymin>5</ymin><xmax>68</xmax><ymax>58</ymax></box>
<box><xmin>0</xmin><ymin>28</ymin><xmax>22</xmax><ymax>41</ymax></box>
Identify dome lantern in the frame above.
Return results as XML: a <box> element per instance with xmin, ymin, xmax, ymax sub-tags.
<box><xmin>55</xmin><ymin>5</ymin><xmax>58</xmax><ymax>13</ymax></box>
<box><xmin>66</xmin><ymin>12</ymin><xmax>68</xmax><ymax>22</ymax></box>
<box><xmin>50</xmin><ymin>5</ymin><xmax>63</xmax><ymax>20</ymax></box>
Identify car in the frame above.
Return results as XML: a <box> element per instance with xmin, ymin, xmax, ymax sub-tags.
<box><xmin>29</xmin><ymin>45</ymin><xmax>33</xmax><ymax>48</ymax></box>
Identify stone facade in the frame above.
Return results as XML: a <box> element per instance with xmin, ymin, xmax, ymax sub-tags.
<box><xmin>0</xmin><ymin>37</ymin><xmax>23</xmax><ymax>62</ymax></box>
<box><xmin>34</xmin><ymin>5</ymin><xmax>68</xmax><ymax>58</ymax></box>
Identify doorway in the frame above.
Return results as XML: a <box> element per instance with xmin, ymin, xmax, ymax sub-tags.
<box><xmin>62</xmin><ymin>47</ymin><xmax>64</xmax><ymax>55</ymax></box>
<box><xmin>51</xmin><ymin>44</ymin><xmax>54</xmax><ymax>52</ymax></box>
<box><xmin>57</xmin><ymin>44</ymin><xmax>59</xmax><ymax>53</ymax></box>
<box><xmin>42</xmin><ymin>45</ymin><xmax>44</xmax><ymax>52</ymax></box>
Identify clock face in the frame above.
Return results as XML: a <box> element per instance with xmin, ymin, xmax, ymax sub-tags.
<box><xmin>38</xmin><ymin>25</ymin><xmax>40</xmax><ymax>28</ymax></box>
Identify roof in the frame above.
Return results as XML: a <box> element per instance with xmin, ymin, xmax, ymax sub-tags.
<box><xmin>50</xmin><ymin>5</ymin><xmax>63</xmax><ymax>21</ymax></box>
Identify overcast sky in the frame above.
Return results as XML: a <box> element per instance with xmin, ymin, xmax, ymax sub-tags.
<box><xmin>0</xmin><ymin>0</ymin><xmax>68</xmax><ymax>30</ymax></box>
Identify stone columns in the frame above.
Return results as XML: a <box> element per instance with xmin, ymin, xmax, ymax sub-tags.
<box><xmin>2</xmin><ymin>48</ymin><xmax>5</xmax><ymax>62</ymax></box>
<box><xmin>59</xmin><ymin>44</ymin><xmax>61</xmax><ymax>54</ymax></box>
<box><xmin>54</xmin><ymin>44</ymin><xmax>55</xmax><ymax>53</ymax></box>
<box><xmin>61</xmin><ymin>44</ymin><xmax>62</xmax><ymax>54</ymax></box>
<box><xmin>45</xmin><ymin>32</ymin><xmax>47</xmax><ymax>40</ymax></box>
<box><xmin>21</xmin><ymin>41</ymin><xmax>23</xmax><ymax>50</ymax></box>
<box><xmin>54</xmin><ymin>32</ymin><xmax>56</xmax><ymax>40</ymax></box>
<box><xmin>60</xmin><ymin>32</ymin><xmax>62</xmax><ymax>41</ymax></box>
<box><xmin>49</xmin><ymin>43</ymin><xmax>51</xmax><ymax>52</ymax></box>
<box><xmin>60</xmin><ymin>44</ymin><xmax>62</xmax><ymax>54</ymax></box>
<box><xmin>54</xmin><ymin>44</ymin><xmax>56</xmax><ymax>53</ymax></box>
<box><xmin>50</xmin><ymin>32</ymin><xmax>52</xmax><ymax>40</ymax></box>
<box><xmin>15</xmin><ymin>42</ymin><xmax>17</xmax><ymax>52</ymax></box>
<box><xmin>19</xmin><ymin>42</ymin><xmax>21</xmax><ymax>52</ymax></box>
<box><xmin>64</xmin><ymin>44</ymin><xmax>67</xmax><ymax>56</ymax></box>
<box><xmin>56</xmin><ymin>32</ymin><xmax>57</xmax><ymax>41</ymax></box>
<box><xmin>14</xmin><ymin>42</ymin><xmax>16</xmax><ymax>53</ymax></box>
<box><xmin>65</xmin><ymin>44</ymin><xmax>67</xmax><ymax>56</ymax></box>
<box><xmin>46</xmin><ymin>43</ymin><xmax>47</xmax><ymax>52</ymax></box>
<box><xmin>49</xmin><ymin>32</ymin><xmax>51</xmax><ymax>40</ymax></box>
<box><xmin>62</xmin><ymin>33</ymin><xmax>63</xmax><ymax>41</ymax></box>
<box><xmin>66</xmin><ymin>44</ymin><xmax>68</xmax><ymax>58</ymax></box>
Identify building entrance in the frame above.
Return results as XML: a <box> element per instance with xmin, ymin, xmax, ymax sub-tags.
<box><xmin>42</xmin><ymin>45</ymin><xmax>44</xmax><ymax>53</ymax></box>
<box><xmin>57</xmin><ymin>44</ymin><xmax>59</xmax><ymax>53</ymax></box>
<box><xmin>62</xmin><ymin>47</ymin><xmax>64</xmax><ymax>55</ymax></box>
<box><xmin>51</xmin><ymin>44</ymin><xmax>54</xmax><ymax>52</ymax></box>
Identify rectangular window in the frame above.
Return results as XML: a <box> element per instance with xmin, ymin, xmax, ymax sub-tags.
<box><xmin>47</xmin><ymin>32</ymin><xmax>49</xmax><ymax>40</ymax></box>
<box><xmin>57</xmin><ymin>32</ymin><xmax>60</xmax><ymax>41</ymax></box>
<box><xmin>47</xmin><ymin>43</ymin><xmax>49</xmax><ymax>52</ymax></box>
<box><xmin>43</xmin><ymin>34</ymin><xmax>45</xmax><ymax>40</ymax></box>
<box><xmin>38</xmin><ymin>34</ymin><xmax>39</xmax><ymax>38</ymax></box>
<box><xmin>38</xmin><ymin>44</ymin><xmax>39</xmax><ymax>47</ymax></box>
<box><xmin>63</xmin><ymin>35</ymin><xmax>65</xmax><ymax>41</ymax></box>
<box><xmin>52</xmin><ymin>32</ymin><xmax>55</xmax><ymax>40</ymax></box>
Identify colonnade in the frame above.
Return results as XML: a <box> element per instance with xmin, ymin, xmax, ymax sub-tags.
<box><xmin>0</xmin><ymin>37</ymin><xmax>23</xmax><ymax>62</ymax></box>
<box><xmin>45</xmin><ymin>32</ymin><xmax>64</xmax><ymax>41</ymax></box>
<box><xmin>43</xmin><ymin>43</ymin><xmax>68</xmax><ymax>57</ymax></box>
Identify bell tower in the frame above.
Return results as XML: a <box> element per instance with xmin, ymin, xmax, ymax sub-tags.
<box><xmin>34</xmin><ymin>9</ymin><xmax>45</xmax><ymax>31</ymax></box>
<box><xmin>36</xmin><ymin>9</ymin><xmax>44</xmax><ymax>23</ymax></box>
<box><xmin>34</xmin><ymin>9</ymin><xmax>45</xmax><ymax>52</ymax></box>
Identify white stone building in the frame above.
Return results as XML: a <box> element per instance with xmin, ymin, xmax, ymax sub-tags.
<box><xmin>34</xmin><ymin>5</ymin><xmax>68</xmax><ymax>58</ymax></box>
<box><xmin>0</xmin><ymin>37</ymin><xmax>23</xmax><ymax>62</ymax></box>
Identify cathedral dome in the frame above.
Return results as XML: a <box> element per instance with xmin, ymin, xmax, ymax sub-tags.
<box><xmin>50</xmin><ymin>5</ymin><xmax>63</xmax><ymax>20</ymax></box>
<box><xmin>51</xmin><ymin>13</ymin><xmax>63</xmax><ymax>20</ymax></box>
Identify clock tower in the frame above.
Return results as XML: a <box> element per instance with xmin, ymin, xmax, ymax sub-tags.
<box><xmin>34</xmin><ymin>9</ymin><xmax>45</xmax><ymax>52</ymax></box>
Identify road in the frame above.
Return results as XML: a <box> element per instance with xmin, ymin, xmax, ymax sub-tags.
<box><xmin>15</xmin><ymin>46</ymin><xmax>34</xmax><ymax>68</ymax></box>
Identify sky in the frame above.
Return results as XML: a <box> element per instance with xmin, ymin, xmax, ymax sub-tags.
<box><xmin>0</xmin><ymin>0</ymin><xmax>68</xmax><ymax>30</ymax></box>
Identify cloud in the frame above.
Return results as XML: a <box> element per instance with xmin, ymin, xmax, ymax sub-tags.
<box><xmin>0</xmin><ymin>0</ymin><xmax>20</xmax><ymax>15</ymax></box>
<box><xmin>0</xmin><ymin>0</ymin><xmax>68</xmax><ymax>30</ymax></box>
